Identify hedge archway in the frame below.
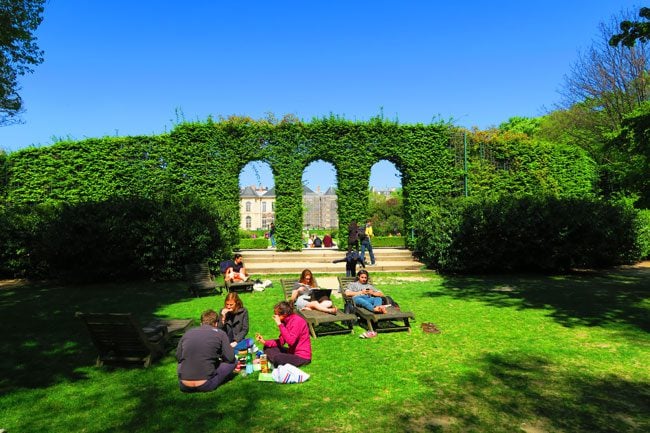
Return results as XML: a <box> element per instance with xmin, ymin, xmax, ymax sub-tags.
<box><xmin>2</xmin><ymin>116</ymin><xmax>596</xmax><ymax>252</ymax></box>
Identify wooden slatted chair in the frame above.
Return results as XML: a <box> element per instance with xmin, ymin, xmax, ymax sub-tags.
<box><xmin>76</xmin><ymin>312</ymin><xmax>193</xmax><ymax>367</ymax></box>
<box><xmin>338</xmin><ymin>276</ymin><xmax>415</xmax><ymax>333</ymax></box>
<box><xmin>184</xmin><ymin>262</ymin><xmax>221</xmax><ymax>297</ymax></box>
<box><xmin>280</xmin><ymin>279</ymin><xmax>356</xmax><ymax>338</ymax></box>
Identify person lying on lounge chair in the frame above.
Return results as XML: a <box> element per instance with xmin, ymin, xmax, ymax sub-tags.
<box><xmin>291</xmin><ymin>269</ymin><xmax>337</xmax><ymax>315</ymax></box>
<box><xmin>344</xmin><ymin>269</ymin><xmax>388</xmax><ymax>314</ymax></box>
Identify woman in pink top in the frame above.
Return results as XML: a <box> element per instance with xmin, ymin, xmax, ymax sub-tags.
<box><xmin>255</xmin><ymin>301</ymin><xmax>311</xmax><ymax>367</ymax></box>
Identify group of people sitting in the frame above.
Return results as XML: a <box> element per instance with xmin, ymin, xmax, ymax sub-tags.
<box><xmin>305</xmin><ymin>233</ymin><xmax>335</xmax><ymax>248</ymax></box>
<box><xmin>176</xmin><ymin>267</ymin><xmax>391</xmax><ymax>393</ymax></box>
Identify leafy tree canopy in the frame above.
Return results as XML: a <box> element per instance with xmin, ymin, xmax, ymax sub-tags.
<box><xmin>0</xmin><ymin>0</ymin><xmax>45</xmax><ymax>126</ymax></box>
<box><xmin>610</xmin><ymin>7</ymin><xmax>650</xmax><ymax>47</ymax></box>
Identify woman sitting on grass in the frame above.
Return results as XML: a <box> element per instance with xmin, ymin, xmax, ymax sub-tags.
<box><xmin>217</xmin><ymin>292</ymin><xmax>251</xmax><ymax>351</ymax></box>
<box><xmin>291</xmin><ymin>269</ymin><xmax>337</xmax><ymax>314</ymax></box>
<box><xmin>255</xmin><ymin>301</ymin><xmax>311</xmax><ymax>367</ymax></box>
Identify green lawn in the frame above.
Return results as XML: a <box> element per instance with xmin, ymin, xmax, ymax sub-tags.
<box><xmin>1</xmin><ymin>267</ymin><xmax>649</xmax><ymax>433</ymax></box>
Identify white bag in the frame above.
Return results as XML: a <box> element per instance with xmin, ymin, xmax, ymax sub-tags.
<box><xmin>272</xmin><ymin>363</ymin><xmax>310</xmax><ymax>384</ymax></box>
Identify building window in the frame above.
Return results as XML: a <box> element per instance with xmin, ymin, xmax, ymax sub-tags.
<box><xmin>272</xmin><ymin>201</ymin><xmax>275</xmax><ymax>211</ymax></box>
<box><xmin>262</xmin><ymin>202</ymin><xmax>267</xmax><ymax>212</ymax></box>
<box><xmin>246</xmin><ymin>201</ymin><xmax>251</xmax><ymax>212</ymax></box>
<box><xmin>245</xmin><ymin>216</ymin><xmax>252</xmax><ymax>229</ymax></box>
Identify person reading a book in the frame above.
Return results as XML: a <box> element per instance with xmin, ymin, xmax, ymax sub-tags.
<box><xmin>291</xmin><ymin>269</ymin><xmax>337</xmax><ymax>314</ymax></box>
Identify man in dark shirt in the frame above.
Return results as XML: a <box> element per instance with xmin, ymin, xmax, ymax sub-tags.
<box><xmin>224</xmin><ymin>253</ymin><xmax>249</xmax><ymax>283</ymax></box>
<box><xmin>176</xmin><ymin>309</ymin><xmax>236</xmax><ymax>393</ymax></box>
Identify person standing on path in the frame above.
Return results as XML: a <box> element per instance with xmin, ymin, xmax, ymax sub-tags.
<box><xmin>269</xmin><ymin>222</ymin><xmax>276</xmax><ymax>248</ymax></box>
<box><xmin>360</xmin><ymin>220</ymin><xmax>376</xmax><ymax>266</ymax></box>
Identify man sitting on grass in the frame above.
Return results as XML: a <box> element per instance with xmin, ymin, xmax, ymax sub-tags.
<box><xmin>176</xmin><ymin>309</ymin><xmax>236</xmax><ymax>393</ymax></box>
<box><xmin>344</xmin><ymin>269</ymin><xmax>388</xmax><ymax>314</ymax></box>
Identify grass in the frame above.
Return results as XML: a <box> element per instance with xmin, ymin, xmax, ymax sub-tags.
<box><xmin>1</xmin><ymin>267</ymin><xmax>649</xmax><ymax>433</ymax></box>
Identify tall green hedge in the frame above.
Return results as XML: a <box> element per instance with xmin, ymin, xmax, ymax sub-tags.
<box><xmin>0</xmin><ymin>196</ymin><xmax>229</xmax><ymax>281</ymax></box>
<box><xmin>414</xmin><ymin>196</ymin><xmax>643</xmax><ymax>273</ymax></box>
<box><xmin>2</xmin><ymin>118</ymin><xmax>597</xmax><ymax>255</ymax></box>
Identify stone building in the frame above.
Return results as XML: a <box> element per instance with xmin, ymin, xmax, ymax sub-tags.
<box><xmin>239</xmin><ymin>185</ymin><xmax>338</xmax><ymax>230</ymax></box>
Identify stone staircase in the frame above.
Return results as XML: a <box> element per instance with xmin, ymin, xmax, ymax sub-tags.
<box><xmin>239</xmin><ymin>248</ymin><xmax>424</xmax><ymax>275</ymax></box>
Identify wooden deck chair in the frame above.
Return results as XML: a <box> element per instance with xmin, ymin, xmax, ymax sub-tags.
<box><xmin>184</xmin><ymin>262</ymin><xmax>221</xmax><ymax>297</ymax></box>
<box><xmin>280</xmin><ymin>279</ymin><xmax>356</xmax><ymax>338</ymax></box>
<box><xmin>338</xmin><ymin>276</ymin><xmax>415</xmax><ymax>333</ymax></box>
<box><xmin>76</xmin><ymin>312</ymin><xmax>193</xmax><ymax>367</ymax></box>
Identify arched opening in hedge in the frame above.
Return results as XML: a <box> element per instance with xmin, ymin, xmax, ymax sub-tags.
<box><xmin>369</xmin><ymin>160</ymin><xmax>403</xmax><ymax>236</ymax></box>
<box><xmin>301</xmin><ymin>160</ymin><xmax>338</xmax><ymax>231</ymax></box>
<box><xmin>238</xmin><ymin>161</ymin><xmax>274</xmax><ymax>231</ymax></box>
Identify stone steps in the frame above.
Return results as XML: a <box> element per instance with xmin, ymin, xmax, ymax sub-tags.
<box><xmin>238</xmin><ymin>248</ymin><xmax>424</xmax><ymax>274</ymax></box>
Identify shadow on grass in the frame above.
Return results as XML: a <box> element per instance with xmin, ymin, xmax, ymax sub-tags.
<box><xmin>430</xmin><ymin>267</ymin><xmax>650</xmax><ymax>332</ymax></box>
<box><xmin>0</xmin><ymin>279</ymin><xmax>192</xmax><ymax>394</ymax></box>
<box><xmin>391</xmin><ymin>353</ymin><xmax>650</xmax><ymax>433</ymax></box>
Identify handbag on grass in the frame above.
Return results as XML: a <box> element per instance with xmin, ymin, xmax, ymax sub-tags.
<box><xmin>272</xmin><ymin>364</ymin><xmax>310</xmax><ymax>384</ymax></box>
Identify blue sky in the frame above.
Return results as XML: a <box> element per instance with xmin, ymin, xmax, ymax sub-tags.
<box><xmin>0</xmin><ymin>0</ymin><xmax>642</xmax><ymax>189</ymax></box>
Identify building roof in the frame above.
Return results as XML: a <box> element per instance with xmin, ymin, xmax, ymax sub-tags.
<box><xmin>324</xmin><ymin>186</ymin><xmax>337</xmax><ymax>195</ymax></box>
<box><xmin>263</xmin><ymin>186</ymin><xmax>276</xmax><ymax>197</ymax></box>
<box><xmin>240</xmin><ymin>186</ymin><xmax>260</xmax><ymax>197</ymax></box>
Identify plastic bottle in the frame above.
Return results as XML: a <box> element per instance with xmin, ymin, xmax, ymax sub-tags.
<box><xmin>245</xmin><ymin>348</ymin><xmax>254</xmax><ymax>375</ymax></box>
<box><xmin>260</xmin><ymin>354</ymin><xmax>269</xmax><ymax>373</ymax></box>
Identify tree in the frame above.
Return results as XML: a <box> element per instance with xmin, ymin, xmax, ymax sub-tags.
<box><xmin>610</xmin><ymin>7</ymin><xmax>650</xmax><ymax>47</ymax></box>
<box><xmin>560</xmin><ymin>9</ymin><xmax>649</xmax><ymax>130</ymax></box>
<box><xmin>542</xmin><ymin>8</ymin><xmax>650</xmax><ymax>201</ymax></box>
<box><xmin>0</xmin><ymin>0</ymin><xmax>45</xmax><ymax>126</ymax></box>
<box><xmin>368</xmin><ymin>189</ymin><xmax>403</xmax><ymax>235</ymax></box>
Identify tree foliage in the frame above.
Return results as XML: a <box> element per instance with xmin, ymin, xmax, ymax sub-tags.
<box><xmin>0</xmin><ymin>0</ymin><xmax>45</xmax><ymax>125</ymax></box>
<box><xmin>610</xmin><ymin>7</ymin><xmax>650</xmax><ymax>47</ymax></box>
<box><xmin>368</xmin><ymin>189</ymin><xmax>403</xmax><ymax>236</ymax></box>
<box><xmin>560</xmin><ymin>9</ymin><xmax>649</xmax><ymax>129</ymax></box>
<box><xmin>538</xmin><ymin>8</ymin><xmax>650</xmax><ymax>204</ymax></box>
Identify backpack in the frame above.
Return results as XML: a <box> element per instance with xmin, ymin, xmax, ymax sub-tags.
<box><xmin>313</xmin><ymin>237</ymin><xmax>322</xmax><ymax>247</ymax></box>
<box><xmin>358</xmin><ymin>227</ymin><xmax>368</xmax><ymax>242</ymax></box>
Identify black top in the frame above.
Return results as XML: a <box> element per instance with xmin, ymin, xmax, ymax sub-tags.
<box><xmin>217</xmin><ymin>307</ymin><xmax>249</xmax><ymax>343</ymax></box>
<box><xmin>176</xmin><ymin>325</ymin><xmax>235</xmax><ymax>380</ymax></box>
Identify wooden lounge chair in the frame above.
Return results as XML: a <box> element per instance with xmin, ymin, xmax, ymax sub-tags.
<box><xmin>338</xmin><ymin>276</ymin><xmax>415</xmax><ymax>333</ymax></box>
<box><xmin>184</xmin><ymin>262</ymin><xmax>222</xmax><ymax>297</ymax></box>
<box><xmin>280</xmin><ymin>279</ymin><xmax>356</xmax><ymax>338</ymax></box>
<box><xmin>76</xmin><ymin>312</ymin><xmax>193</xmax><ymax>367</ymax></box>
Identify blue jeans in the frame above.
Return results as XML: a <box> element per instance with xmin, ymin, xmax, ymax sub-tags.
<box><xmin>270</xmin><ymin>235</ymin><xmax>276</xmax><ymax>247</ymax></box>
<box><xmin>361</xmin><ymin>239</ymin><xmax>375</xmax><ymax>264</ymax></box>
<box><xmin>233</xmin><ymin>338</ymin><xmax>253</xmax><ymax>352</ymax></box>
<box><xmin>178</xmin><ymin>361</ymin><xmax>236</xmax><ymax>393</ymax></box>
<box><xmin>353</xmin><ymin>295</ymin><xmax>382</xmax><ymax>312</ymax></box>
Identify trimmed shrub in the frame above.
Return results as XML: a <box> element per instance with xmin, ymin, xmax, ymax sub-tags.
<box><xmin>414</xmin><ymin>196</ymin><xmax>642</xmax><ymax>273</ymax></box>
<box><xmin>39</xmin><ymin>195</ymin><xmax>230</xmax><ymax>282</ymax></box>
<box><xmin>0</xmin><ymin>204</ymin><xmax>54</xmax><ymax>278</ymax></box>
<box><xmin>238</xmin><ymin>238</ymin><xmax>270</xmax><ymax>249</ymax></box>
<box><xmin>372</xmin><ymin>236</ymin><xmax>406</xmax><ymax>248</ymax></box>
<box><xmin>638</xmin><ymin>209</ymin><xmax>650</xmax><ymax>259</ymax></box>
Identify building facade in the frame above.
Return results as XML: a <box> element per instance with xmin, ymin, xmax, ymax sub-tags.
<box><xmin>239</xmin><ymin>185</ymin><xmax>338</xmax><ymax>230</ymax></box>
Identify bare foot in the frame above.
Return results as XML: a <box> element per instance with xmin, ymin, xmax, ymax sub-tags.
<box><xmin>373</xmin><ymin>306</ymin><xmax>387</xmax><ymax>314</ymax></box>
